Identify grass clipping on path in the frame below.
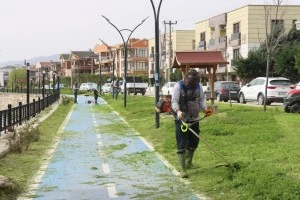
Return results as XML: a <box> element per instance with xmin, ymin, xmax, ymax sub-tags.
<box><xmin>103</xmin><ymin>94</ymin><xmax>300</xmax><ymax>200</ymax></box>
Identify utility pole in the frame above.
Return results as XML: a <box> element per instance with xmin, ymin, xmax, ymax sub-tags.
<box><xmin>164</xmin><ymin>20</ymin><xmax>177</xmax><ymax>82</ymax></box>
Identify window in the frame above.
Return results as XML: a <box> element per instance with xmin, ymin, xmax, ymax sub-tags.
<box><xmin>256</xmin><ymin>79</ymin><xmax>265</xmax><ymax>86</ymax></box>
<box><xmin>233</xmin><ymin>48</ymin><xmax>240</xmax><ymax>59</ymax></box>
<box><xmin>137</xmin><ymin>49</ymin><xmax>147</xmax><ymax>57</ymax></box>
<box><xmin>137</xmin><ymin>62</ymin><xmax>147</xmax><ymax>70</ymax></box>
<box><xmin>271</xmin><ymin>20</ymin><xmax>284</xmax><ymax>32</ymax></box>
<box><xmin>293</xmin><ymin>19</ymin><xmax>297</xmax><ymax>28</ymax></box>
<box><xmin>200</xmin><ymin>32</ymin><xmax>205</xmax><ymax>41</ymax></box>
<box><xmin>233</xmin><ymin>23</ymin><xmax>240</xmax><ymax>34</ymax></box>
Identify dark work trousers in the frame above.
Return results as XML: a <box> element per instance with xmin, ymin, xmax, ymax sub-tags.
<box><xmin>175</xmin><ymin>120</ymin><xmax>200</xmax><ymax>154</ymax></box>
<box><xmin>94</xmin><ymin>94</ymin><xmax>98</xmax><ymax>103</ymax></box>
<box><xmin>74</xmin><ymin>91</ymin><xmax>78</xmax><ymax>103</ymax></box>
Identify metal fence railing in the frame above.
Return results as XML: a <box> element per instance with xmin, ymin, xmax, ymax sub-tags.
<box><xmin>0</xmin><ymin>92</ymin><xmax>60</xmax><ymax>134</ymax></box>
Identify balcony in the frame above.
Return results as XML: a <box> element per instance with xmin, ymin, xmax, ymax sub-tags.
<box><xmin>208</xmin><ymin>39</ymin><xmax>217</xmax><ymax>50</ymax></box>
<box><xmin>230</xmin><ymin>33</ymin><xmax>241</xmax><ymax>46</ymax></box>
<box><xmin>218</xmin><ymin>36</ymin><xmax>227</xmax><ymax>49</ymax></box>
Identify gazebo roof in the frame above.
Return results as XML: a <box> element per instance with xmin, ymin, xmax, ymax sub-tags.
<box><xmin>172</xmin><ymin>50</ymin><xmax>228</xmax><ymax>68</ymax></box>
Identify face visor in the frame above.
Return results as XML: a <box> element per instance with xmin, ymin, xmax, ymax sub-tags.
<box><xmin>184</xmin><ymin>69</ymin><xmax>200</xmax><ymax>88</ymax></box>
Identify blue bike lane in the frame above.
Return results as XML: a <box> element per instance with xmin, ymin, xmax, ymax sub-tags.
<box><xmin>19</xmin><ymin>96</ymin><xmax>206</xmax><ymax>200</ymax></box>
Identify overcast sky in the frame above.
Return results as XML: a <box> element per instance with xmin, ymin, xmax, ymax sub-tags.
<box><xmin>0</xmin><ymin>0</ymin><xmax>298</xmax><ymax>64</ymax></box>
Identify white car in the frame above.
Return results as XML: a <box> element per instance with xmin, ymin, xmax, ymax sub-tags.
<box><xmin>102</xmin><ymin>83</ymin><xmax>112</xmax><ymax>93</ymax></box>
<box><xmin>295</xmin><ymin>82</ymin><xmax>300</xmax><ymax>89</ymax></box>
<box><xmin>161</xmin><ymin>82</ymin><xmax>177</xmax><ymax>95</ymax></box>
<box><xmin>238</xmin><ymin>77</ymin><xmax>294</xmax><ymax>105</ymax></box>
<box><xmin>79</xmin><ymin>83</ymin><xmax>87</xmax><ymax>90</ymax></box>
<box><xmin>79</xmin><ymin>82</ymin><xmax>97</xmax><ymax>91</ymax></box>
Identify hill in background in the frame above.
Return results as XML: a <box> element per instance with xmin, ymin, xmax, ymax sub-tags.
<box><xmin>0</xmin><ymin>54</ymin><xmax>60</xmax><ymax>68</ymax></box>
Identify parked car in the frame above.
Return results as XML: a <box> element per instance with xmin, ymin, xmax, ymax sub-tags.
<box><xmin>295</xmin><ymin>82</ymin><xmax>300</xmax><ymax>89</ymax></box>
<box><xmin>205</xmin><ymin>81</ymin><xmax>241</xmax><ymax>102</ymax></box>
<box><xmin>238</xmin><ymin>77</ymin><xmax>294</xmax><ymax>105</ymax></box>
<box><xmin>102</xmin><ymin>83</ymin><xmax>112</xmax><ymax>93</ymax></box>
<box><xmin>54</xmin><ymin>83</ymin><xmax>65</xmax><ymax>89</ymax></box>
<box><xmin>283</xmin><ymin>89</ymin><xmax>300</xmax><ymax>113</ymax></box>
<box><xmin>41</xmin><ymin>85</ymin><xmax>51</xmax><ymax>89</ymax></box>
<box><xmin>79</xmin><ymin>83</ymin><xmax>87</xmax><ymax>91</ymax></box>
<box><xmin>120</xmin><ymin>77</ymin><xmax>148</xmax><ymax>95</ymax></box>
<box><xmin>79</xmin><ymin>82</ymin><xmax>97</xmax><ymax>91</ymax></box>
<box><xmin>161</xmin><ymin>82</ymin><xmax>177</xmax><ymax>95</ymax></box>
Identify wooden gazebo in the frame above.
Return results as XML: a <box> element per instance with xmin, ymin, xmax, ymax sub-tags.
<box><xmin>172</xmin><ymin>50</ymin><xmax>229</xmax><ymax>111</ymax></box>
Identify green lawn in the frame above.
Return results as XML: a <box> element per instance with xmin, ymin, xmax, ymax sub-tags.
<box><xmin>102</xmin><ymin>94</ymin><xmax>300</xmax><ymax>200</ymax></box>
<box><xmin>1</xmin><ymin>93</ymin><xmax>300</xmax><ymax>200</ymax></box>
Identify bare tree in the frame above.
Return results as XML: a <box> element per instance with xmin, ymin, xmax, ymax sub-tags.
<box><xmin>262</xmin><ymin>0</ymin><xmax>287</xmax><ymax>111</ymax></box>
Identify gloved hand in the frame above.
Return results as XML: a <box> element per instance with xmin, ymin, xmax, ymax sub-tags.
<box><xmin>204</xmin><ymin>108</ymin><xmax>213</xmax><ymax>117</ymax></box>
<box><xmin>177</xmin><ymin>110</ymin><xmax>185</xmax><ymax>120</ymax></box>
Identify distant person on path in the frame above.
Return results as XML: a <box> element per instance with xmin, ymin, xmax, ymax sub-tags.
<box><xmin>93</xmin><ymin>88</ymin><xmax>99</xmax><ymax>104</ymax></box>
<box><xmin>114</xmin><ymin>80</ymin><xmax>120</xmax><ymax>100</ymax></box>
<box><xmin>73</xmin><ymin>82</ymin><xmax>79</xmax><ymax>103</ymax></box>
<box><xmin>171</xmin><ymin>69</ymin><xmax>212</xmax><ymax>178</ymax></box>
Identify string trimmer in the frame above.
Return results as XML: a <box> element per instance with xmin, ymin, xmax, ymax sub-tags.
<box><xmin>172</xmin><ymin>111</ymin><xmax>240</xmax><ymax>172</ymax></box>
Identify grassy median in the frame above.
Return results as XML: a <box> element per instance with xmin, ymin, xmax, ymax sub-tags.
<box><xmin>0</xmin><ymin>100</ymin><xmax>73</xmax><ymax>200</ymax></box>
<box><xmin>102</xmin><ymin>94</ymin><xmax>300</xmax><ymax>200</ymax></box>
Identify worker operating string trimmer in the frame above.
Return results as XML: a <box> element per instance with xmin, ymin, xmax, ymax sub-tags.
<box><xmin>156</xmin><ymin>69</ymin><xmax>212</xmax><ymax>178</ymax></box>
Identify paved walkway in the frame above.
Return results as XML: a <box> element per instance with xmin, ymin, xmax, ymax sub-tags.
<box><xmin>18</xmin><ymin>95</ymin><xmax>205</xmax><ymax>200</ymax></box>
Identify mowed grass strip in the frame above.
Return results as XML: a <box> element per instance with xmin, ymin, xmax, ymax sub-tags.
<box><xmin>102</xmin><ymin>94</ymin><xmax>300</xmax><ymax>200</ymax></box>
<box><xmin>0</xmin><ymin>102</ymin><xmax>73</xmax><ymax>199</ymax></box>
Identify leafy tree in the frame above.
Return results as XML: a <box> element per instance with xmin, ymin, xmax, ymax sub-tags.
<box><xmin>170</xmin><ymin>68</ymin><xmax>182</xmax><ymax>82</ymax></box>
<box><xmin>295</xmin><ymin>47</ymin><xmax>300</xmax><ymax>73</ymax></box>
<box><xmin>233</xmin><ymin>49</ymin><xmax>267</xmax><ymax>82</ymax></box>
<box><xmin>273</xmin><ymin>26</ymin><xmax>300</xmax><ymax>82</ymax></box>
<box><xmin>286</xmin><ymin>25</ymin><xmax>300</xmax><ymax>42</ymax></box>
<box><xmin>274</xmin><ymin>42</ymin><xmax>300</xmax><ymax>83</ymax></box>
<box><xmin>8</xmin><ymin>68</ymin><xmax>26</xmax><ymax>89</ymax></box>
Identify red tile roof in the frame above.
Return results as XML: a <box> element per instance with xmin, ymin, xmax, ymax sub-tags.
<box><xmin>172</xmin><ymin>51</ymin><xmax>228</xmax><ymax>68</ymax></box>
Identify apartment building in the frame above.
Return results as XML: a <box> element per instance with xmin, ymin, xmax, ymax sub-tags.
<box><xmin>148</xmin><ymin>30</ymin><xmax>195</xmax><ymax>82</ymax></box>
<box><xmin>35</xmin><ymin>61</ymin><xmax>61</xmax><ymax>84</ymax></box>
<box><xmin>60</xmin><ymin>54</ymin><xmax>71</xmax><ymax>77</ymax></box>
<box><xmin>94</xmin><ymin>38</ymin><xmax>149</xmax><ymax>79</ymax></box>
<box><xmin>195</xmin><ymin>5</ymin><xmax>300</xmax><ymax>81</ymax></box>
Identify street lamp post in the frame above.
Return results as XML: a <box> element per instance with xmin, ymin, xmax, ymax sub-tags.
<box><xmin>38</xmin><ymin>78</ymin><xmax>40</xmax><ymax>92</ymax></box>
<box><xmin>98</xmin><ymin>38</ymin><xmax>117</xmax><ymax>98</ymax></box>
<box><xmin>53</xmin><ymin>72</ymin><xmax>56</xmax><ymax>94</ymax></box>
<box><xmin>26</xmin><ymin>63</ymin><xmax>30</xmax><ymax>120</ymax></box>
<box><xmin>98</xmin><ymin>63</ymin><xmax>102</xmax><ymax>95</ymax></box>
<box><xmin>57</xmin><ymin>75</ymin><xmax>60</xmax><ymax>95</ymax></box>
<box><xmin>102</xmin><ymin>15</ymin><xmax>148</xmax><ymax>107</ymax></box>
<box><xmin>42</xmin><ymin>70</ymin><xmax>45</xmax><ymax>99</ymax></box>
<box><xmin>150</xmin><ymin>0</ymin><xmax>163</xmax><ymax>128</ymax></box>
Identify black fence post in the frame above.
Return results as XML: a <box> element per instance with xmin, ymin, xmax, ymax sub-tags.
<box><xmin>38</xmin><ymin>97</ymin><xmax>41</xmax><ymax>113</ymax></box>
<box><xmin>0</xmin><ymin>111</ymin><xmax>3</xmax><ymax>133</ymax></box>
<box><xmin>33</xmin><ymin>99</ymin><xmax>36</xmax><ymax>117</ymax></box>
<box><xmin>19</xmin><ymin>102</ymin><xmax>22</xmax><ymax>125</ymax></box>
<box><xmin>8</xmin><ymin>104</ymin><xmax>12</xmax><ymax>130</ymax></box>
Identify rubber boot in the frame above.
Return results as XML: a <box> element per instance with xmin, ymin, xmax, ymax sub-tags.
<box><xmin>186</xmin><ymin>150</ymin><xmax>194</xmax><ymax>169</ymax></box>
<box><xmin>177</xmin><ymin>153</ymin><xmax>188</xmax><ymax>178</ymax></box>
